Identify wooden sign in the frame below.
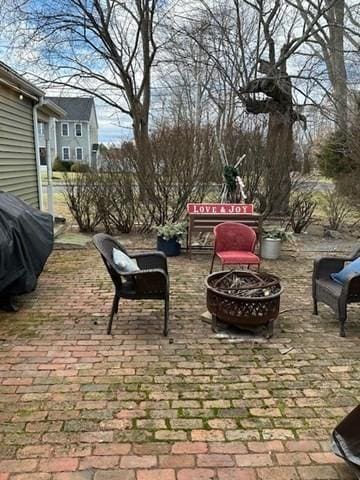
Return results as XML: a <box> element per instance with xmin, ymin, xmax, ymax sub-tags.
<box><xmin>187</xmin><ymin>203</ymin><xmax>254</xmax><ymax>215</ymax></box>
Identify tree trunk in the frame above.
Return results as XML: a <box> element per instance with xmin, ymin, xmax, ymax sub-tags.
<box><xmin>241</xmin><ymin>57</ymin><xmax>297</xmax><ymax>216</ymax></box>
<box><xmin>265</xmin><ymin>111</ymin><xmax>294</xmax><ymax>216</ymax></box>
<box><xmin>329</xmin><ymin>0</ymin><xmax>347</xmax><ymax>129</ymax></box>
<box><xmin>132</xmin><ymin>105</ymin><xmax>155</xmax><ymax>201</ymax></box>
<box><xmin>299</xmin><ymin>0</ymin><xmax>348</xmax><ymax>129</ymax></box>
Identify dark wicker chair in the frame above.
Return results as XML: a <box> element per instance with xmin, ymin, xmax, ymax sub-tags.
<box><xmin>332</xmin><ymin>405</ymin><xmax>360</xmax><ymax>478</ymax></box>
<box><xmin>312</xmin><ymin>246</ymin><xmax>360</xmax><ymax>337</ymax></box>
<box><xmin>93</xmin><ymin>233</ymin><xmax>169</xmax><ymax>336</ymax></box>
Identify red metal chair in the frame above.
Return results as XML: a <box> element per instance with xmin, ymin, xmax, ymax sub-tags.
<box><xmin>210</xmin><ymin>222</ymin><xmax>260</xmax><ymax>273</ymax></box>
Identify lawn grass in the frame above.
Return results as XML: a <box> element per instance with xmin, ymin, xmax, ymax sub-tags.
<box><xmin>41</xmin><ymin>171</ymin><xmax>78</xmax><ymax>184</ymax></box>
<box><xmin>43</xmin><ymin>191</ymin><xmax>72</xmax><ymax>221</ymax></box>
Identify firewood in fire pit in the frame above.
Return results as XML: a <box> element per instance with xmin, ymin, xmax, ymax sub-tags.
<box><xmin>211</xmin><ymin>271</ymin><xmax>281</xmax><ymax>298</ymax></box>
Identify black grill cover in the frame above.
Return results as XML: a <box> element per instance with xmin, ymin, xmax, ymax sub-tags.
<box><xmin>0</xmin><ymin>192</ymin><xmax>53</xmax><ymax>297</ymax></box>
<box><xmin>332</xmin><ymin>405</ymin><xmax>360</xmax><ymax>477</ymax></box>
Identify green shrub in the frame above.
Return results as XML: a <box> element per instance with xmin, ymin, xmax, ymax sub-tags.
<box><xmin>287</xmin><ymin>192</ymin><xmax>317</xmax><ymax>234</ymax></box>
<box><xmin>156</xmin><ymin>221</ymin><xmax>187</xmax><ymax>241</ymax></box>
<box><xmin>65</xmin><ymin>161</ymin><xmax>74</xmax><ymax>172</ymax></box>
<box><xmin>317</xmin><ymin>130</ymin><xmax>352</xmax><ymax>178</ymax></box>
<box><xmin>322</xmin><ymin>188</ymin><xmax>354</xmax><ymax>230</ymax></box>
<box><xmin>71</xmin><ymin>162</ymin><xmax>90</xmax><ymax>173</ymax></box>
<box><xmin>317</xmin><ymin>125</ymin><xmax>360</xmax><ymax>209</ymax></box>
<box><xmin>53</xmin><ymin>157</ymin><xmax>74</xmax><ymax>172</ymax></box>
<box><xmin>337</xmin><ymin>171</ymin><xmax>360</xmax><ymax>208</ymax></box>
<box><xmin>63</xmin><ymin>171</ymin><xmax>101</xmax><ymax>232</ymax></box>
<box><xmin>95</xmin><ymin>163</ymin><xmax>138</xmax><ymax>234</ymax></box>
<box><xmin>53</xmin><ymin>157</ymin><xmax>66</xmax><ymax>172</ymax></box>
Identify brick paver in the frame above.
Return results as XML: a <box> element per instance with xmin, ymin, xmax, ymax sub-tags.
<box><xmin>0</xmin><ymin>246</ymin><xmax>359</xmax><ymax>479</ymax></box>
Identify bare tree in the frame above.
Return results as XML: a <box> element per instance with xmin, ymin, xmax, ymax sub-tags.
<box><xmin>10</xmin><ymin>0</ymin><xmax>169</xmax><ymax>187</ymax></box>
<box><xmin>6</xmin><ymin>0</ymin><xmax>355</xmax><ymax>217</ymax></box>
<box><xmin>239</xmin><ymin>0</ymin><xmax>341</xmax><ymax>214</ymax></box>
<box><xmin>179</xmin><ymin>0</ymin><xmax>338</xmax><ymax>215</ymax></box>
<box><xmin>173</xmin><ymin>2</ymin><xmax>259</xmax><ymax>138</ymax></box>
<box><xmin>295</xmin><ymin>0</ymin><xmax>348</xmax><ymax>128</ymax></box>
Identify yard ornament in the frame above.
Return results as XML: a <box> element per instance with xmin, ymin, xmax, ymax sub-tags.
<box><xmin>221</xmin><ymin>154</ymin><xmax>247</xmax><ymax>203</ymax></box>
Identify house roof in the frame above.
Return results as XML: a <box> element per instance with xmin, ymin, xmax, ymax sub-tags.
<box><xmin>38</xmin><ymin>100</ymin><xmax>66</xmax><ymax>120</ymax></box>
<box><xmin>45</xmin><ymin>97</ymin><xmax>95</xmax><ymax>121</ymax></box>
<box><xmin>0</xmin><ymin>61</ymin><xmax>44</xmax><ymax>99</ymax></box>
<box><xmin>0</xmin><ymin>62</ymin><xmax>65</xmax><ymax>118</ymax></box>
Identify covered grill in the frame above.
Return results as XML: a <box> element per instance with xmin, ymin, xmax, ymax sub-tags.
<box><xmin>0</xmin><ymin>192</ymin><xmax>53</xmax><ymax>310</ymax></box>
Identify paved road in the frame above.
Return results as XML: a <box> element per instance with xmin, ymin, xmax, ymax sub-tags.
<box><xmin>301</xmin><ymin>180</ymin><xmax>334</xmax><ymax>192</ymax></box>
<box><xmin>42</xmin><ymin>180</ymin><xmax>334</xmax><ymax>198</ymax></box>
<box><xmin>42</xmin><ymin>184</ymin><xmax>66</xmax><ymax>195</ymax></box>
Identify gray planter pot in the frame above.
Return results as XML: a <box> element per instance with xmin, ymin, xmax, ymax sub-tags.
<box><xmin>261</xmin><ymin>238</ymin><xmax>282</xmax><ymax>260</ymax></box>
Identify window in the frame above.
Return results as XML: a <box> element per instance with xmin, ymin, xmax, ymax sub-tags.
<box><xmin>38</xmin><ymin>122</ymin><xmax>45</xmax><ymax>136</ymax></box>
<box><xmin>76</xmin><ymin>147</ymin><xmax>83</xmax><ymax>161</ymax></box>
<box><xmin>75</xmin><ymin>123</ymin><xmax>82</xmax><ymax>137</ymax></box>
<box><xmin>61</xmin><ymin>123</ymin><xmax>69</xmax><ymax>136</ymax></box>
<box><xmin>39</xmin><ymin>147</ymin><xmax>46</xmax><ymax>165</ymax></box>
<box><xmin>62</xmin><ymin>147</ymin><xmax>70</xmax><ymax>161</ymax></box>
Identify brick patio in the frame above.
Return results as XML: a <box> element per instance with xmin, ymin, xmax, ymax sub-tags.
<box><xmin>0</xmin><ymin>245</ymin><xmax>359</xmax><ymax>479</ymax></box>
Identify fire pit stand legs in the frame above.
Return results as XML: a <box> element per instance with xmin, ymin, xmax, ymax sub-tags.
<box><xmin>211</xmin><ymin>314</ymin><xmax>275</xmax><ymax>338</ymax></box>
<box><xmin>266</xmin><ymin>320</ymin><xmax>274</xmax><ymax>339</ymax></box>
<box><xmin>211</xmin><ymin>314</ymin><xmax>218</xmax><ymax>333</ymax></box>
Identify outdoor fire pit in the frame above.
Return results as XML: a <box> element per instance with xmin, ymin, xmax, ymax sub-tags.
<box><xmin>206</xmin><ymin>270</ymin><xmax>283</xmax><ymax>337</ymax></box>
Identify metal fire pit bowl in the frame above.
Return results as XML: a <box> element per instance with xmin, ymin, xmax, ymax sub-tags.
<box><xmin>206</xmin><ymin>270</ymin><xmax>283</xmax><ymax>337</ymax></box>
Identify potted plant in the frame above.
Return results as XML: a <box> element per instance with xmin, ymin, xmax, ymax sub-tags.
<box><xmin>156</xmin><ymin>222</ymin><xmax>186</xmax><ymax>257</ymax></box>
<box><xmin>261</xmin><ymin>228</ymin><xmax>293</xmax><ymax>260</ymax></box>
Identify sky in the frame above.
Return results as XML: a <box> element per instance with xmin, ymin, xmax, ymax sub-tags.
<box><xmin>88</xmin><ymin>102</ymin><xmax>131</xmax><ymax>144</ymax></box>
<box><xmin>98</xmin><ymin>122</ymin><xmax>129</xmax><ymax>144</ymax></box>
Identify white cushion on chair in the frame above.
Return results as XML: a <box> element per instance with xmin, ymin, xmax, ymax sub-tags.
<box><xmin>113</xmin><ymin>248</ymin><xmax>139</xmax><ymax>273</ymax></box>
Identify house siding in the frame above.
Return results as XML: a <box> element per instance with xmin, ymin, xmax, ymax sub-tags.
<box><xmin>89</xmin><ymin>107</ymin><xmax>99</xmax><ymax>168</ymax></box>
<box><xmin>0</xmin><ymin>83</ymin><xmax>39</xmax><ymax>208</ymax></box>
<box><xmin>55</xmin><ymin>120</ymin><xmax>91</xmax><ymax>164</ymax></box>
<box><xmin>38</xmin><ymin>119</ymin><xmax>57</xmax><ymax>166</ymax></box>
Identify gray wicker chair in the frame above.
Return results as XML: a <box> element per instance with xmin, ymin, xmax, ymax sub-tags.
<box><xmin>93</xmin><ymin>233</ymin><xmax>169</xmax><ymax>336</ymax></box>
<box><xmin>312</xmin><ymin>246</ymin><xmax>360</xmax><ymax>337</ymax></box>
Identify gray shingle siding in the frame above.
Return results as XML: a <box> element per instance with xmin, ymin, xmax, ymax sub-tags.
<box><xmin>0</xmin><ymin>83</ymin><xmax>39</xmax><ymax>208</ymax></box>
